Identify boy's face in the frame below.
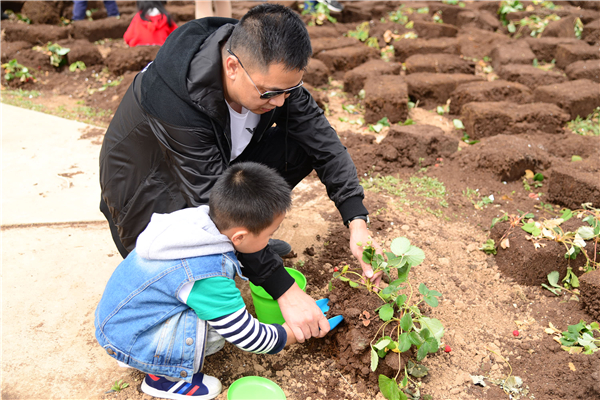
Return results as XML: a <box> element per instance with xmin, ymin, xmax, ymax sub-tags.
<box><xmin>233</xmin><ymin>213</ymin><xmax>285</xmax><ymax>254</ymax></box>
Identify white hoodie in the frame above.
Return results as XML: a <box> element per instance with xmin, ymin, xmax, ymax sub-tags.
<box><xmin>136</xmin><ymin>205</ymin><xmax>234</xmax><ymax>260</ymax></box>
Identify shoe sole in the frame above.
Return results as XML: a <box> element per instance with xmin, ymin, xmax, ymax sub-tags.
<box><xmin>141</xmin><ymin>379</ymin><xmax>222</xmax><ymax>400</ymax></box>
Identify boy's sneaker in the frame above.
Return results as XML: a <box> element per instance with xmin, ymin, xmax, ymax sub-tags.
<box><xmin>141</xmin><ymin>373</ymin><xmax>222</xmax><ymax>400</ymax></box>
<box><xmin>317</xmin><ymin>0</ymin><xmax>344</xmax><ymax>12</ymax></box>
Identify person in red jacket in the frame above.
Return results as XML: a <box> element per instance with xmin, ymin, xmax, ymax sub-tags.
<box><xmin>124</xmin><ymin>1</ymin><xmax>177</xmax><ymax>47</ymax></box>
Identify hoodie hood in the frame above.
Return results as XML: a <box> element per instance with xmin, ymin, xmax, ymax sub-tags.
<box><xmin>136</xmin><ymin>205</ymin><xmax>234</xmax><ymax>260</ymax></box>
<box><xmin>140</xmin><ymin>18</ymin><xmax>236</xmax><ymax>127</ymax></box>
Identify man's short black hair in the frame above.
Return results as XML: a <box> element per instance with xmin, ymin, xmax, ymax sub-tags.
<box><xmin>229</xmin><ymin>3</ymin><xmax>312</xmax><ymax>72</ymax></box>
<box><xmin>209</xmin><ymin>162</ymin><xmax>291</xmax><ymax>234</ymax></box>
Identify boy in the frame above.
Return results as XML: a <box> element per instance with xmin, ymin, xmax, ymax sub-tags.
<box><xmin>95</xmin><ymin>162</ymin><xmax>305</xmax><ymax>399</ymax></box>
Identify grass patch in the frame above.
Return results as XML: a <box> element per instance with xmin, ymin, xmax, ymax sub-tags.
<box><xmin>1</xmin><ymin>89</ymin><xmax>112</xmax><ymax>127</ymax></box>
<box><xmin>567</xmin><ymin>107</ymin><xmax>599</xmax><ymax>136</ymax></box>
<box><xmin>361</xmin><ymin>173</ymin><xmax>449</xmax><ymax>216</ymax></box>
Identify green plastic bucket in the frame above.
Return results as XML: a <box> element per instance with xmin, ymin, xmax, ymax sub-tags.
<box><xmin>249</xmin><ymin>267</ymin><xmax>306</xmax><ymax>325</ymax></box>
<box><xmin>227</xmin><ymin>376</ymin><xmax>286</xmax><ymax>400</ymax></box>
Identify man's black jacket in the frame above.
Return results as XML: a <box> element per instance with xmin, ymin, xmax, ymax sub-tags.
<box><xmin>99</xmin><ymin>17</ymin><xmax>367</xmax><ymax>298</ymax></box>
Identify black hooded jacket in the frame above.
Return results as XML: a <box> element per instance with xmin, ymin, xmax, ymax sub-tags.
<box><xmin>99</xmin><ymin>17</ymin><xmax>367</xmax><ymax>298</ymax></box>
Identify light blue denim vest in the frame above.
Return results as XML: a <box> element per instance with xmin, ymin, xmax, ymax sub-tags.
<box><xmin>95</xmin><ymin>249</ymin><xmax>243</xmax><ymax>382</ymax></box>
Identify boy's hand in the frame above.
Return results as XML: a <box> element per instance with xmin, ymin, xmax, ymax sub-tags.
<box><xmin>278</xmin><ymin>283</ymin><xmax>329</xmax><ymax>343</ymax></box>
<box><xmin>282</xmin><ymin>323</ymin><xmax>297</xmax><ymax>346</ymax></box>
<box><xmin>349</xmin><ymin>218</ymin><xmax>383</xmax><ymax>287</ymax></box>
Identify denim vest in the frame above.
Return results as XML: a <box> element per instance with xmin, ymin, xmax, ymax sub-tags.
<box><xmin>95</xmin><ymin>249</ymin><xmax>244</xmax><ymax>382</ymax></box>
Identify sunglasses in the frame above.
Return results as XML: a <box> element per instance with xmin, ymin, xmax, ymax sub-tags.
<box><xmin>227</xmin><ymin>49</ymin><xmax>303</xmax><ymax>99</ymax></box>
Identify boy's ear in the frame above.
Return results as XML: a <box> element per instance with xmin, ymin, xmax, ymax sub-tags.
<box><xmin>230</xmin><ymin>229</ymin><xmax>248</xmax><ymax>246</ymax></box>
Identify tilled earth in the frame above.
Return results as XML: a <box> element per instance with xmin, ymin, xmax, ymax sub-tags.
<box><xmin>2</xmin><ymin>1</ymin><xmax>599</xmax><ymax>400</ymax></box>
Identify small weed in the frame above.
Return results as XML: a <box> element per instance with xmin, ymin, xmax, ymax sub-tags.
<box><xmin>567</xmin><ymin>107</ymin><xmax>600</xmax><ymax>136</ymax></box>
<box><xmin>368</xmin><ymin>117</ymin><xmax>391</xmax><ymax>133</ymax></box>
<box><xmin>294</xmin><ymin>260</ymin><xmax>306</xmax><ymax>268</ymax></box>
<box><xmin>479</xmin><ymin>239</ymin><xmax>497</xmax><ymax>255</ymax></box>
<box><xmin>110</xmin><ymin>379</ymin><xmax>129</xmax><ymax>392</ymax></box>
<box><xmin>69</xmin><ymin>61</ymin><xmax>87</xmax><ymax>72</ymax></box>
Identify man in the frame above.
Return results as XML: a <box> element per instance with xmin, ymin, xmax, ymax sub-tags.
<box><xmin>99</xmin><ymin>3</ymin><xmax>376</xmax><ymax>342</ymax></box>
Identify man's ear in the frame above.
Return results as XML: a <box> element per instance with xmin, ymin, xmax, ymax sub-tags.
<box><xmin>230</xmin><ymin>229</ymin><xmax>248</xmax><ymax>246</ymax></box>
<box><xmin>224</xmin><ymin>54</ymin><xmax>239</xmax><ymax>80</ymax></box>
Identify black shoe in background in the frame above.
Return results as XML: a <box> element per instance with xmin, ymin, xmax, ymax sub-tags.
<box><xmin>317</xmin><ymin>0</ymin><xmax>344</xmax><ymax>12</ymax></box>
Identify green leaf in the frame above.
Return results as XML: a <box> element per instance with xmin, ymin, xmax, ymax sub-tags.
<box><xmin>561</xmin><ymin>209</ymin><xmax>573</xmax><ymax>222</ymax></box>
<box><xmin>424</xmin><ymin>295</ymin><xmax>439</xmax><ymax>307</ymax></box>
<box><xmin>379</xmin><ymin>375</ymin><xmax>406</xmax><ymax>400</ymax></box>
<box><xmin>424</xmin><ymin>336</ymin><xmax>439</xmax><ymax>353</ymax></box>
<box><xmin>541</xmin><ymin>283</ymin><xmax>562</xmax><ymax>296</ymax></box>
<box><xmin>533</xmin><ymin>173</ymin><xmax>544</xmax><ymax>182</ymax></box>
<box><xmin>521</xmin><ymin>221</ymin><xmax>541</xmax><ymax>237</ymax></box>
<box><xmin>577</xmin><ymin>226</ymin><xmax>595</xmax><ymax>240</ymax></box>
<box><xmin>348</xmin><ymin>281</ymin><xmax>359</xmax><ymax>288</ymax></box>
<box><xmin>391</xmin><ymin>237</ymin><xmax>411</xmax><ymax>255</ymax></box>
<box><xmin>371</xmin><ymin>348</ymin><xmax>379</xmax><ymax>371</ymax></box>
<box><xmin>547</xmin><ymin>271</ymin><xmax>561</xmax><ymax>287</ymax></box>
<box><xmin>398</xmin><ymin>332</ymin><xmax>412</xmax><ymax>352</ymax></box>
<box><xmin>571</xmin><ymin>155</ymin><xmax>582</xmax><ymax>162</ymax></box>
<box><xmin>396</xmin><ymin>294</ymin><xmax>407</xmax><ymax>308</ymax></box>
<box><xmin>404</xmin><ymin>246</ymin><xmax>425</xmax><ymax>266</ymax></box>
<box><xmin>374</xmin><ymin>338</ymin><xmax>392</xmax><ymax>351</ymax></box>
<box><xmin>419</xmin><ymin>283</ymin><xmax>429</xmax><ymax>296</ymax></box>
<box><xmin>453</xmin><ymin>119</ymin><xmax>465</xmax><ymax>130</ymax></box>
<box><xmin>418</xmin><ymin>317</ymin><xmax>445</xmax><ymax>344</ymax></box>
<box><xmin>400</xmin><ymin>312</ymin><xmax>413</xmax><ymax>332</ymax></box>
<box><xmin>407</xmin><ymin>360</ymin><xmax>428</xmax><ymax>378</ymax></box>
<box><xmin>408</xmin><ymin>331</ymin><xmax>423</xmax><ymax>346</ymax></box>
<box><xmin>396</xmin><ymin>265</ymin><xmax>411</xmax><ymax>282</ymax></box>
<box><xmin>379</xmin><ymin>303</ymin><xmax>395</xmax><ymax>321</ymax></box>
<box><xmin>416</xmin><ymin>343</ymin><xmax>428</xmax><ymax>361</ymax></box>
<box><xmin>491</xmin><ymin>214</ymin><xmax>509</xmax><ymax>229</ymax></box>
<box><xmin>436</xmin><ymin>105</ymin><xmax>445</xmax><ymax>115</ymax></box>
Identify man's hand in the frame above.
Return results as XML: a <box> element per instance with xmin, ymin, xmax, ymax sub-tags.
<box><xmin>278</xmin><ymin>283</ymin><xmax>330</xmax><ymax>343</ymax></box>
<box><xmin>349</xmin><ymin>218</ymin><xmax>383</xmax><ymax>287</ymax></box>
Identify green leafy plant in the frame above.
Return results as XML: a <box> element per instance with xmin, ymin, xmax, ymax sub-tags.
<box><xmin>541</xmin><ymin>269</ymin><xmax>580</xmax><ymax>300</ymax></box>
<box><xmin>498</xmin><ymin>1</ymin><xmax>524</xmax><ymax>27</ymax></box>
<box><xmin>85</xmin><ymin>8</ymin><xmax>99</xmax><ymax>21</ymax></box>
<box><xmin>479</xmin><ymin>239</ymin><xmax>497</xmax><ymax>255</ymax></box>
<box><xmin>301</xmin><ymin>2</ymin><xmax>336</xmax><ymax>26</ymax></box>
<box><xmin>575</xmin><ymin>17</ymin><xmax>583</xmax><ymax>39</ymax></box>
<box><xmin>513</xmin><ymin>14</ymin><xmax>561</xmax><ymax>38</ymax></box>
<box><xmin>2</xmin><ymin>59</ymin><xmax>35</xmax><ymax>83</ymax></box>
<box><xmin>69</xmin><ymin>61</ymin><xmax>87</xmax><ymax>72</ymax></box>
<box><xmin>332</xmin><ymin>238</ymin><xmax>443</xmax><ymax>400</ymax></box>
<box><xmin>4</xmin><ymin>9</ymin><xmax>31</xmax><ymax>24</ymax></box>
<box><xmin>559</xmin><ymin>320</ymin><xmax>600</xmax><ymax>354</ymax></box>
<box><xmin>110</xmin><ymin>379</ymin><xmax>129</xmax><ymax>392</ymax></box>
<box><xmin>567</xmin><ymin>107</ymin><xmax>600</xmax><ymax>136</ymax></box>
<box><xmin>369</xmin><ymin>117</ymin><xmax>391</xmax><ymax>133</ymax></box>
<box><xmin>33</xmin><ymin>42</ymin><xmax>71</xmax><ymax>68</ymax></box>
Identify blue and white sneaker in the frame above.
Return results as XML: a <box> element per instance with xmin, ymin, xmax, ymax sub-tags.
<box><xmin>141</xmin><ymin>373</ymin><xmax>222</xmax><ymax>400</ymax></box>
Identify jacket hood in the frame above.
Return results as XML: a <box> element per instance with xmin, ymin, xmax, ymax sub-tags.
<box><xmin>140</xmin><ymin>18</ymin><xmax>236</xmax><ymax>125</ymax></box>
<box><xmin>136</xmin><ymin>205</ymin><xmax>234</xmax><ymax>260</ymax></box>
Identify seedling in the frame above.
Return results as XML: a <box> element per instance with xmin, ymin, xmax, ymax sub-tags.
<box><xmin>110</xmin><ymin>379</ymin><xmax>129</xmax><ymax>392</ymax></box>
<box><xmin>3</xmin><ymin>10</ymin><xmax>31</xmax><ymax>24</ymax></box>
<box><xmin>369</xmin><ymin>117</ymin><xmax>391</xmax><ymax>133</ymax></box>
<box><xmin>479</xmin><ymin>239</ymin><xmax>497</xmax><ymax>255</ymax></box>
<box><xmin>86</xmin><ymin>8</ymin><xmax>99</xmax><ymax>21</ymax></box>
<box><xmin>541</xmin><ymin>270</ymin><xmax>580</xmax><ymax>300</ymax></box>
<box><xmin>333</xmin><ymin>237</ymin><xmax>444</xmax><ymax>400</ymax></box>
<box><xmin>33</xmin><ymin>42</ymin><xmax>70</xmax><ymax>67</ymax></box>
<box><xmin>2</xmin><ymin>59</ymin><xmax>35</xmax><ymax>83</ymax></box>
<box><xmin>498</xmin><ymin>1</ymin><xmax>524</xmax><ymax>27</ymax></box>
<box><xmin>69</xmin><ymin>61</ymin><xmax>87</xmax><ymax>72</ymax></box>
<box><xmin>558</xmin><ymin>320</ymin><xmax>600</xmax><ymax>354</ymax></box>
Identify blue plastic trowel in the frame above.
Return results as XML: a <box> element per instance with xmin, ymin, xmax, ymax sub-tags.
<box><xmin>316</xmin><ymin>298</ymin><xmax>344</xmax><ymax>329</ymax></box>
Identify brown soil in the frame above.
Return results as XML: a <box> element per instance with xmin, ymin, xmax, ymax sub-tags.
<box><xmin>2</xmin><ymin>2</ymin><xmax>600</xmax><ymax>400</ymax></box>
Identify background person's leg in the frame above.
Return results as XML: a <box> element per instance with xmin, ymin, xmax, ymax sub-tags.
<box><xmin>103</xmin><ymin>1</ymin><xmax>120</xmax><ymax>17</ymax></box>
<box><xmin>72</xmin><ymin>1</ymin><xmax>88</xmax><ymax>20</ymax></box>
<box><xmin>195</xmin><ymin>1</ymin><xmax>214</xmax><ymax>19</ymax></box>
<box><xmin>213</xmin><ymin>1</ymin><xmax>232</xmax><ymax>18</ymax></box>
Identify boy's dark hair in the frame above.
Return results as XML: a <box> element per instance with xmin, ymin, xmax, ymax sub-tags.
<box><xmin>209</xmin><ymin>162</ymin><xmax>291</xmax><ymax>234</ymax></box>
<box><xmin>137</xmin><ymin>1</ymin><xmax>174</xmax><ymax>27</ymax></box>
<box><xmin>228</xmin><ymin>3</ymin><xmax>312</xmax><ymax>72</ymax></box>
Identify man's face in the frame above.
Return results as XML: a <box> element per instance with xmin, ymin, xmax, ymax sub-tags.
<box><xmin>224</xmin><ymin>53</ymin><xmax>304</xmax><ymax>115</ymax></box>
